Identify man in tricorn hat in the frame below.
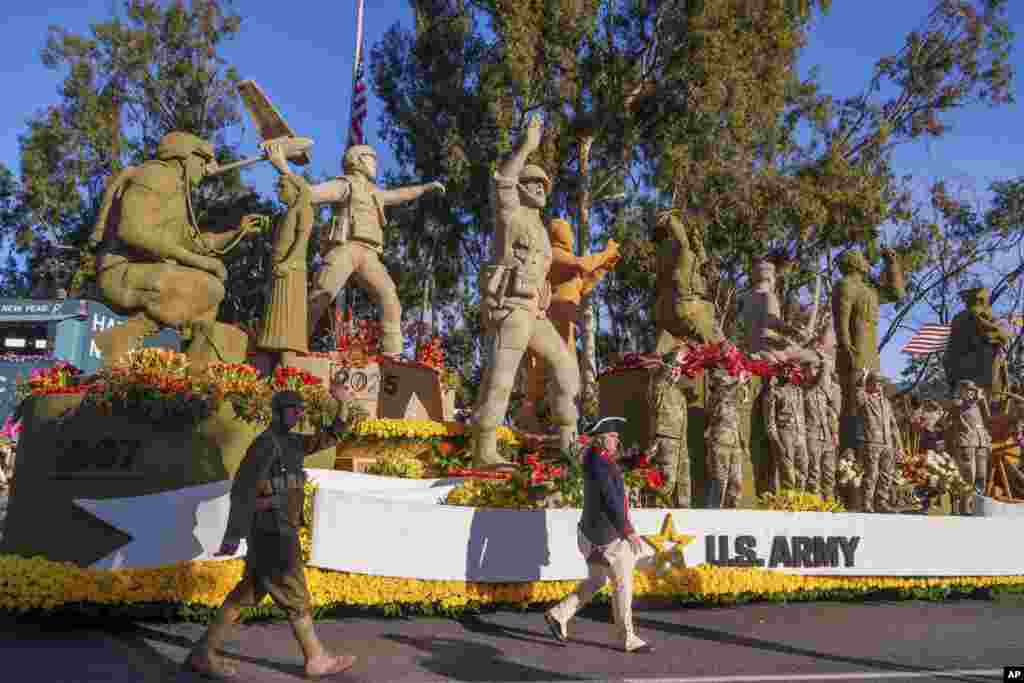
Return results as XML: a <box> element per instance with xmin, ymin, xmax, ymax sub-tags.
<box><xmin>544</xmin><ymin>417</ymin><xmax>654</xmax><ymax>654</ymax></box>
<box><xmin>186</xmin><ymin>382</ymin><xmax>355</xmax><ymax>679</ymax></box>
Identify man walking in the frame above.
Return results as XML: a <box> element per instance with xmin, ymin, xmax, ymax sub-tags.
<box><xmin>544</xmin><ymin>417</ymin><xmax>654</xmax><ymax>654</ymax></box>
<box><xmin>185</xmin><ymin>384</ymin><xmax>355</xmax><ymax>679</ymax></box>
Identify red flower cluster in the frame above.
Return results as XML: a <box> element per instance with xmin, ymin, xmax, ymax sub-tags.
<box><xmin>273</xmin><ymin>366</ymin><xmax>322</xmax><ymax>390</ymax></box>
<box><xmin>415</xmin><ymin>335</ymin><xmax>445</xmax><ymax>370</ymax></box>
<box><xmin>524</xmin><ymin>453</ymin><xmax>564</xmax><ymax>485</ymax></box>
<box><xmin>610</xmin><ymin>342</ymin><xmax>808</xmax><ymax>386</ymax></box>
<box><xmin>334</xmin><ymin>310</ymin><xmax>382</xmax><ymax>359</ymax></box>
<box><xmin>26</xmin><ymin>362</ymin><xmax>88</xmax><ymax>395</ymax></box>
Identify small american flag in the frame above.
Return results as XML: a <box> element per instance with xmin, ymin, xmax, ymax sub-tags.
<box><xmin>349</xmin><ymin>50</ymin><xmax>368</xmax><ymax>146</ymax></box>
<box><xmin>901</xmin><ymin>324</ymin><xmax>951</xmax><ymax>355</ymax></box>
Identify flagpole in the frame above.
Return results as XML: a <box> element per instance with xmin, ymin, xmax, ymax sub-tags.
<box><xmin>349</xmin><ymin>0</ymin><xmax>366</xmax><ymax>147</ymax></box>
<box><xmin>336</xmin><ymin>0</ymin><xmax>366</xmax><ymax>347</ymax></box>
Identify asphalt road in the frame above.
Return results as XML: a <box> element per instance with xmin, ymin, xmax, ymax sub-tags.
<box><xmin>2</xmin><ymin>600</ymin><xmax>1022</xmax><ymax>683</ymax></box>
<box><xmin>2</xmin><ymin>497</ymin><xmax>1020</xmax><ymax>682</ymax></box>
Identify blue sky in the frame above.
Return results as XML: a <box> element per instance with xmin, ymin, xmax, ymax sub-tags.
<box><xmin>1</xmin><ymin>1</ymin><xmax>1022</xmax><ymax>377</ymax></box>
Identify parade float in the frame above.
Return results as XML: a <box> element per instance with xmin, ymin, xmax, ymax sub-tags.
<box><xmin>3</xmin><ymin>68</ymin><xmax>1024</xmax><ymax>625</ymax></box>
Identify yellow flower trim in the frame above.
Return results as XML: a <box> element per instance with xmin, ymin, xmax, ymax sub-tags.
<box><xmin>351</xmin><ymin>419</ymin><xmax>519</xmax><ymax>446</ymax></box>
<box><xmin>757</xmin><ymin>490</ymin><xmax>847</xmax><ymax>513</ymax></box>
<box><xmin>2</xmin><ymin>553</ymin><xmax>1021</xmax><ymax>614</ymax></box>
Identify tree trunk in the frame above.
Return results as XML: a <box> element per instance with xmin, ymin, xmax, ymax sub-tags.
<box><xmin>577</xmin><ymin>135</ymin><xmax>598</xmax><ymax>419</ymax></box>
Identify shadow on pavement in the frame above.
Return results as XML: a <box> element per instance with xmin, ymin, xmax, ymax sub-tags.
<box><xmin>127</xmin><ymin>624</ymin><xmax>317</xmax><ymax>680</ymax></box>
<box><xmin>385</xmin><ymin>633</ymin><xmax>591</xmax><ymax>682</ymax></box>
<box><xmin>459</xmin><ymin>612</ymin><xmax>625</xmax><ymax>654</ymax></box>
<box><xmin>634</xmin><ymin>616</ymin><xmax>995</xmax><ymax>683</ymax></box>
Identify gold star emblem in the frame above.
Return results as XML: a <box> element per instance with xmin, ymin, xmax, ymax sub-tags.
<box><xmin>642</xmin><ymin>513</ymin><xmax>695</xmax><ymax>570</ymax></box>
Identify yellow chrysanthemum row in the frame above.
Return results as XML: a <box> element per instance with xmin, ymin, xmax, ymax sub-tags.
<box><xmin>1</xmin><ymin>553</ymin><xmax>1020</xmax><ymax>615</ymax></box>
<box><xmin>351</xmin><ymin>419</ymin><xmax>519</xmax><ymax>445</ymax></box>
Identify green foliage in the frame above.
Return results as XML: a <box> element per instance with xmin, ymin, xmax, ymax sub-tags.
<box><xmin>14</xmin><ymin>0</ymin><xmax>249</xmax><ymax>296</ymax></box>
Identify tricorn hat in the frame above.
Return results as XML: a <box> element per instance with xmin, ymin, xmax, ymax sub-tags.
<box><xmin>586</xmin><ymin>416</ymin><xmax>627</xmax><ymax>436</ymax></box>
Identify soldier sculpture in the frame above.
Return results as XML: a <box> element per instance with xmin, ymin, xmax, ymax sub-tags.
<box><xmin>803</xmin><ymin>355</ymin><xmax>841</xmax><ymax>498</ymax></box>
<box><xmin>947</xmin><ymin>379</ymin><xmax>991</xmax><ymax>515</ymax></box>
<box><xmin>832</xmin><ymin>249</ymin><xmax>905</xmax><ymax>443</ymax></box>
<box><xmin>764</xmin><ymin>369</ymin><xmax>808</xmax><ymax>492</ymax></box>
<box><xmin>853</xmin><ymin>370</ymin><xmax>904</xmax><ymax>513</ymax></box>
<box><xmin>705</xmin><ymin>366</ymin><xmax>749</xmax><ymax>508</ymax></box>
<box><xmin>89</xmin><ymin>132</ymin><xmax>264</xmax><ymax>369</ymax></box>
<box><xmin>519</xmin><ymin>218</ymin><xmax>618</xmax><ymax>432</ymax></box>
<box><xmin>267</xmin><ymin>144</ymin><xmax>445</xmax><ymax>355</ymax></box>
<box><xmin>648</xmin><ymin>348</ymin><xmax>692</xmax><ymax>507</ymax></box>
<box><xmin>944</xmin><ymin>286</ymin><xmax>1010</xmax><ymax>400</ymax></box>
<box><xmin>471</xmin><ymin>115</ymin><xmax>580</xmax><ymax>466</ymax></box>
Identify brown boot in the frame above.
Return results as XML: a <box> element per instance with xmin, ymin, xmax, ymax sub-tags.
<box><xmin>290</xmin><ymin>614</ymin><xmax>357</xmax><ymax>679</ymax></box>
<box><xmin>93</xmin><ymin>314</ymin><xmax>160</xmax><ymax>368</ymax></box>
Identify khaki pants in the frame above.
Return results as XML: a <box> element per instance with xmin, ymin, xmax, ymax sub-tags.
<box><xmin>858</xmin><ymin>443</ymin><xmax>895</xmax><ymax>513</ymax></box>
<box><xmin>807</xmin><ymin>438</ymin><xmax>837</xmax><ymax>499</ymax></box>
<box><xmin>549</xmin><ymin>529</ymin><xmax>641</xmax><ymax>648</ymax></box>
<box><xmin>771</xmin><ymin>429</ymin><xmax>807</xmax><ymax>492</ymax></box>
<box><xmin>223</xmin><ymin>531</ymin><xmax>312</xmax><ymax>620</ymax></box>
<box><xmin>472</xmin><ymin>306</ymin><xmax>579</xmax><ymax>466</ymax></box>
<box><xmin>707</xmin><ymin>442</ymin><xmax>743</xmax><ymax>508</ymax></box>
<box><xmin>309</xmin><ymin>242</ymin><xmax>402</xmax><ymax>355</ymax></box>
<box><xmin>650</xmin><ymin>435</ymin><xmax>690</xmax><ymax>508</ymax></box>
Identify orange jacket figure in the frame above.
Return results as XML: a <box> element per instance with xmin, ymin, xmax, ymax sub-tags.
<box><xmin>519</xmin><ymin>219</ymin><xmax>619</xmax><ymax>431</ymax></box>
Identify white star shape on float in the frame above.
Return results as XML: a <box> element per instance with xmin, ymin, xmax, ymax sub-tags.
<box><xmin>73</xmin><ymin>479</ymin><xmax>247</xmax><ymax>570</ymax></box>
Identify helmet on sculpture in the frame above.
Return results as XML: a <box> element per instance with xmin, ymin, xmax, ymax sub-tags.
<box><xmin>342</xmin><ymin>144</ymin><xmax>377</xmax><ymax>175</ymax></box>
<box><xmin>519</xmin><ymin>164</ymin><xmax>552</xmax><ymax>194</ymax></box>
<box><xmin>156</xmin><ymin>131</ymin><xmax>215</xmax><ymax>162</ymax></box>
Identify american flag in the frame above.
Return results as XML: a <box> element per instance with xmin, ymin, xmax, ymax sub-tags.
<box><xmin>348</xmin><ymin>49</ymin><xmax>368</xmax><ymax>146</ymax></box>
<box><xmin>901</xmin><ymin>324</ymin><xmax>951</xmax><ymax>355</ymax></box>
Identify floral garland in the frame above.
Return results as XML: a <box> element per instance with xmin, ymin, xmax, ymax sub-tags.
<box><xmin>443</xmin><ymin>436</ymin><xmax>669</xmax><ymax>509</ymax></box>
<box><xmin>3</xmin><ymin>553</ymin><xmax>1023</xmax><ymax>618</ymax></box>
<box><xmin>17</xmin><ymin>352</ymin><xmax>343</xmax><ymax>429</ymax></box>
<box><xmin>603</xmin><ymin>342</ymin><xmax>802</xmax><ymax>385</ymax></box>
<box><xmin>88</xmin><ymin>349</ymin><xmax>212</xmax><ymax>422</ymax></box>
